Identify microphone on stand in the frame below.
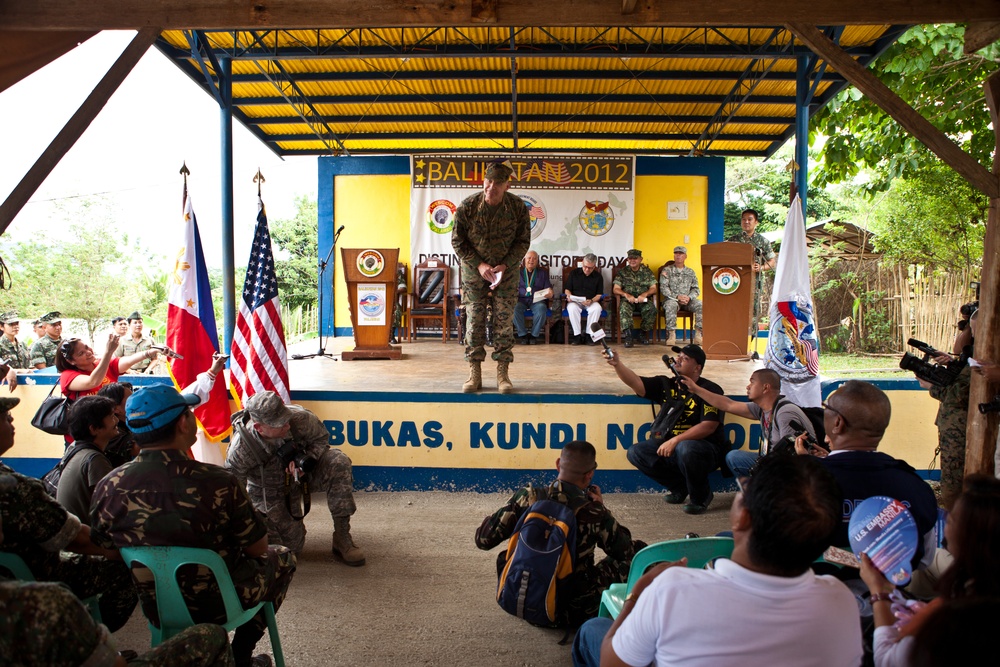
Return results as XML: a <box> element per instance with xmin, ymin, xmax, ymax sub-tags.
<box><xmin>590</xmin><ymin>322</ymin><xmax>614</xmax><ymax>360</ymax></box>
<box><xmin>335</xmin><ymin>225</ymin><xmax>345</xmax><ymax>235</ymax></box>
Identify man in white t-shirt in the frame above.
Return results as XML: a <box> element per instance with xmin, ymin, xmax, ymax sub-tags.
<box><xmin>572</xmin><ymin>454</ymin><xmax>862</xmax><ymax>667</ymax></box>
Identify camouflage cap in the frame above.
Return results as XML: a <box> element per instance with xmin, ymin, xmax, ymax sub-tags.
<box><xmin>0</xmin><ymin>311</ymin><xmax>18</xmax><ymax>324</ymax></box>
<box><xmin>39</xmin><ymin>311</ymin><xmax>61</xmax><ymax>324</ymax></box>
<box><xmin>245</xmin><ymin>391</ymin><xmax>292</xmax><ymax>428</ymax></box>
<box><xmin>0</xmin><ymin>396</ymin><xmax>21</xmax><ymax>413</ymax></box>
<box><xmin>484</xmin><ymin>160</ymin><xmax>514</xmax><ymax>183</ymax></box>
<box><xmin>626</xmin><ymin>248</ymin><xmax>642</xmax><ymax>259</ymax></box>
<box><xmin>673</xmin><ymin>246</ymin><xmax>688</xmax><ymax>254</ymax></box>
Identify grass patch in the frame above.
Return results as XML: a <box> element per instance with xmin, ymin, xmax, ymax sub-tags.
<box><xmin>820</xmin><ymin>353</ymin><xmax>910</xmax><ymax>379</ymax></box>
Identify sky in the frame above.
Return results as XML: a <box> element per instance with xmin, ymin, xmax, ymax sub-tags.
<box><xmin>0</xmin><ymin>30</ymin><xmax>319</xmax><ymax>269</ymax></box>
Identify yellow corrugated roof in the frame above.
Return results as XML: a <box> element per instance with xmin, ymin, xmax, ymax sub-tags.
<box><xmin>158</xmin><ymin>23</ymin><xmax>903</xmax><ymax>156</ymax></box>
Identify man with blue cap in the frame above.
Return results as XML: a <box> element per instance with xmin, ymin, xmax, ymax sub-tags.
<box><xmin>90</xmin><ymin>384</ymin><xmax>295</xmax><ymax>667</ymax></box>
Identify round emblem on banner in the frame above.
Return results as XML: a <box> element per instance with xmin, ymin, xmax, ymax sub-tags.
<box><xmin>519</xmin><ymin>195</ymin><xmax>547</xmax><ymax>240</ymax></box>
<box><xmin>578</xmin><ymin>200</ymin><xmax>615</xmax><ymax>237</ymax></box>
<box><xmin>357</xmin><ymin>249</ymin><xmax>385</xmax><ymax>278</ymax></box>
<box><xmin>358</xmin><ymin>291</ymin><xmax>386</xmax><ymax>317</ymax></box>
<box><xmin>426</xmin><ymin>199</ymin><xmax>457</xmax><ymax>234</ymax></box>
<box><xmin>712</xmin><ymin>267</ymin><xmax>740</xmax><ymax>295</ymax></box>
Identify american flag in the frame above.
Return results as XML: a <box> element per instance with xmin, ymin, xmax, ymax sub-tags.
<box><xmin>231</xmin><ymin>197</ymin><xmax>290</xmax><ymax>403</ymax></box>
<box><xmin>542</xmin><ymin>161</ymin><xmax>572</xmax><ymax>185</ymax></box>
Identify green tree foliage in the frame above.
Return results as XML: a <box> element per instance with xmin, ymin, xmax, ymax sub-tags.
<box><xmin>0</xmin><ymin>203</ymin><xmax>158</xmax><ymax>341</ymax></box>
<box><xmin>813</xmin><ymin>24</ymin><xmax>1000</xmax><ymax>192</ymax></box>
<box><xmin>270</xmin><ymin>196</ymin><xmax>318</xmax><ymax>310</ymax></box>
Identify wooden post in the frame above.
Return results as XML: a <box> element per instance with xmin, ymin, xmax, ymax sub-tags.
<box><xmin>965</xmin><ymin>70</ymin><xmax>1000</xmax><ymax>477</ymax></box>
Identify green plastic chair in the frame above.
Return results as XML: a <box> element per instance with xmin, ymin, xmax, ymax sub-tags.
<box><xmin>0</xmin><ymin>550</ymin><xmax>104</xmax><ymax>622</ymax></box>
<box><xmin>598</xmin><ymin>537</ymin><xmax>735</xmax><ymax>619</ymax></box>
<box><xmin>120</xmin><ymin>546</ymin><xmax>284</xmax><ymax>667</ymax></box>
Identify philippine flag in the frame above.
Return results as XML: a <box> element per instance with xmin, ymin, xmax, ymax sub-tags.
<box><xmin>166</xmin><ymin>192</ymin><xmax>233</xmax><ymax>442</ymax></box>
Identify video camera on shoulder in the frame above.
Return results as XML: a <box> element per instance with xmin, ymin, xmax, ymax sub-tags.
<box><xmin>276</xmin><ymin>441</ymin><xmax>318</xmax><ymax>475</ymax></box>
<box><xmin>899</xmin><ymin>338</ymin><xmax>964</xmax><ymax>387</ymax></box>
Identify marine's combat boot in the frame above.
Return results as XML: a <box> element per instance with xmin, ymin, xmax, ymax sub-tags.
<box><xmin>665</xmin><ymin>333</ymin><xmax>677</xmax><ymax>347</ymax></box>
<box><xmin>462</xmin><ymin>362</ymin><xmax>482</xmax><ymax>393</ymax></box>
<box><xmin>332</xmin><ymin>517</ymin><xmax>366</xmax><ymax>566</ymax></box>
<box><xmin>624</xmin><ymin>330</ymin><xmax>634</xmax><ymax>348</ymax></box>
<box><xmin>497</xmin><ymin>361</ymin><xmax>514</xmax><ymax>394</ymax></box>
<box><xmin>693</xmin><ymin>330</ymin><xmax>703</xmax><ymax>345</ymax></box>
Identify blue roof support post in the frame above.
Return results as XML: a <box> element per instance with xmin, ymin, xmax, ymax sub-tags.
<box><xmin>220</xmin><ymin>56</ymin><xmax>236</xmax><ymax>354</ymax></box>
<box><xmin>795</xmin><ymin>55</ymin><xmax>810</xmax><ymax>219</ymax></box>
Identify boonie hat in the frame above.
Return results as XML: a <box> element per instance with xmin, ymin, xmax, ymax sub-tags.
<box><xmin>126</xmin><ymin>385</ymin><xmax>200</xmax><ymax>433</ymax></box>
<box><xmin>0</xmin><ymin>311</ymin><xmax>18</xmax><ymax>324</ymax></box>
<box><xmin>245</xmin><ymin>391</ymin><xmax>293</xmax><ymax>428</ymax></box>
<box><xmin>671</xmin><ymin>344</ymin><xmax>706</xmax><ymax>368</ymax></box>
<box><xmin>39</xmin><ymin>311</ymin><xmax>61</xmax><ymax>324</ymax></box>
<box><xmin>626</xmin><ymin>249</ymin><xmax>642</xmax><ymax>259</ymax></box>
<box><xmin>673</xmin><ymin>246</ymin><xmax>688</xmax><ymax>254</ymax></box>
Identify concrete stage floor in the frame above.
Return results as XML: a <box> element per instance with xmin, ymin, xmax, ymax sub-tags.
<box><xmin>285</xmin><ymin>334</ymin><xmax>766</xmax><ymax>396</ymax></box>
<box><xmin>110</xmin><ymin>489</ymin><xmax>736</xmax><ymax>666</ymax></box>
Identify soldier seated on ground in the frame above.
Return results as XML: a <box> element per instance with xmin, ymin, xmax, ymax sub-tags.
<box><xmin>0</xmin><ymin>395</ymin><xmax>139</xmax><ymax>633</ymax></box>
<box><xmin>227</xmin><ymin>391</ymin><xmax>365</xmax><ymax>566</ymax></box>
<box><xmin>475</xmin><ymin>440</ymin><xmax>645</xmax><ymax>626</ymax></box>
<box><xmin>613</xmin><ymin>249</ymin><xmax>657</xmax><ymax>348</ymax></box>
<box><xmin>660</xmin><ymin>246</ymin><xmax>703</xmax><ymax>346</ymax></box>
<box><xmin>90</xmin><ymin>385</ymin><xmax>296</xmax><ymax>667</ymax></box>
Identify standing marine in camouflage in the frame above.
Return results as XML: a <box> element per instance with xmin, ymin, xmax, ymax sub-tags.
<box><xmin>451</xmin><ymin>160</ymin><xmax>532</xmax><ymax>394</ymax></box>
<box><xmin>227</xmin><ymin>391</ymin><xmax>364</xmax><ymax>566</ymax></box>
<box><xmin>0</xmin><ymin>396</ymin><xmax>138</xmax><ymax>633</ymax></box>
<box><xmin>475</xmin><ymin>440</ymin><xmax>644</xmax><ymax>625</ymax></box>
<box><xmin>29</xmin><ymin>311</ymin><xmax>62</xmax><ymax>369</ymax></box>
<box><xmin>90</xmin><ymin>385</ymin><xmax>294</xmax><ymax>667</ymax></box>
<box><xmin>613</xmin><ymin>249</ymin><xmax>658</xmax><ymax>348</ymax></box>
<box><xmin>0</xmin><ymin>581</ymin><xmax>234</xmax><ymax>667</ymax></box>
<box><xmin>728</xmin><ymin>208</ymin><xmax>776</xmax><ymax>323</ymax></box>
<box><xmin>0</xmin><ymin>313</ymin><xmax>29</xmax><ymax>390</ymax></box>
<box><xmin>660</xmin><ymin>246</ymin><xmax>704</xmax><ymax>346</ymax></box>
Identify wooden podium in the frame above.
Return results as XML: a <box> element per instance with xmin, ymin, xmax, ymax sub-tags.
<box><xmin>340</xmin><ymin>247</ymin><xmax>402</xmax><ymax>360</ymax></box>
<box><xmin>700</xmin><ymin>242</ymin><xmax>754</xmax><ymax>360</ymax></box>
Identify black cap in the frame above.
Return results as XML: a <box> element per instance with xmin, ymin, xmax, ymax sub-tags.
<box><xmin>671</xmin><ymin>344</ymin><xmax>706</xmax><ymax>367</ymax></box>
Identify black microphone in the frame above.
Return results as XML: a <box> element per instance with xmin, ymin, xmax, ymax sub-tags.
<box><xmin>335</xmin><ymin>225</ymin><xmax>345</xmax><ymax>235</ymax></box>
<box><xmin>590</xmin><ymin>322</ymin><xmax>614</xmax><ymax>360</ymax></box>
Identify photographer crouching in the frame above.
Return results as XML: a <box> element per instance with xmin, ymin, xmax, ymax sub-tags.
<box><xmin>226</xmin><ymin>391</ymin><xmax>365</xmax><ymax>566</ymax></box>
<box><xmin>903</xmin><ymin>307</ymin><xmax>977</xmax><ymax>509</ymax></box>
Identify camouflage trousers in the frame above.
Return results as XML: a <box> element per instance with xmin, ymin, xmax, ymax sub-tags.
<box><xmin>463</xmin><ymin>281</ymin><xmax>516</xmax><ymax>364</ymax></box>
<box><xmin>663</xmin><ymin>297</ymin><xmax>703</xmax><ymax>331</ymax></box>
<box><xmin>33</xmin><ymin>552</ymin><xmax>138</xmax><ymax>633</ymax></box>
<box><xmin>133</xmin><ymin>624</ymin><xmax>234</xmax><ymax>667</ymax></box>
<box><xmin>133</xmin><ymin>545</ymin><xmax>294</xmax><ymax>666</ymax></box>
<box><xmin>248</xmin><ymin>448</ymin><xmax>357</xmax><ymax>554</ymax></box>
<box><xmin>937</xmin><ymin>421</ymin><xmax>967</xmax><ymax>510</ymax></box>
<box><xmin>618</xmin><ymin>298</ymin><xmax>657</xmax><ymax>334</ymax></box>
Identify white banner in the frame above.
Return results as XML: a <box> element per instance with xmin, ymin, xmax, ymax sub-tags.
<box><xmin>410</xmin><ymin>155</ymin><xmax>636</xmax><ymax>291</ymax></box>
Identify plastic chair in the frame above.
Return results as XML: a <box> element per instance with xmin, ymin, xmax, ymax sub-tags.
<box><xmin>120</xmin><ymin>546</ymin><xmax>284</xmax><ymax>667</ymax></box>
<box><xmin>597</xmin><ymin>537</ymin><xmax>734</xmax><ymax>619</ymax></box>
<box><xmin>0</xmin><ymin>551</ymin><xmax>103</xmax><ymax>622</ymax></box>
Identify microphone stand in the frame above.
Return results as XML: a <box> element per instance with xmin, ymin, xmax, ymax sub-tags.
<box><xmin>292</xmin><ymin>226</ymin><xmax>344</xmax><ymax>361</ymax></box>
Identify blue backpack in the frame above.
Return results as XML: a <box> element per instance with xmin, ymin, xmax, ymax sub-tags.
<box><xmin>496</xmin><ymin>495</ymin><xmax>582</xmax><ymax>627</ymax></box>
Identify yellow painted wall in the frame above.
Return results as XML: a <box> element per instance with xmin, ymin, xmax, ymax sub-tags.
<box><xmin>333</xmin><ymin>174</ymin><xmax>411</xmax><ymax>329</ymax></box>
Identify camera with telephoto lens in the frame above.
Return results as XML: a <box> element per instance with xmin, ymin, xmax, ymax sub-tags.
<box><xmin>276</xmin><ymin>441</ymin><xmax>318</xmax><ymax>474</ymax></box>
<box><xmin>979</xmin><ymin>395</ymin><xmax>1000</xmax><ymax>415</ymax></box>
<box><xmin>899</xmin><ymin>338</ymin><xmax>964</xmax><ymax>387</ymax></box>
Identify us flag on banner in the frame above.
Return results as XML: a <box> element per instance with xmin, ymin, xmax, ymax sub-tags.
<box><xmin>166</xmin><ymin>191</ymin><xmax>232</xmax><ymax>441</ymax></box>
<box><xmin>231</xmin><ymin>197</ymin><xmax>291</xmax><ymax>403</ymax></box>
<box><xmin>764</xmin><ymin>194</ymin><xmax>821</xmax><ymax>407</ymax></box>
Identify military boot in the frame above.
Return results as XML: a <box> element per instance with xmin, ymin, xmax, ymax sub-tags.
<box><xmin>693</xmin><ymin>330</ymin><xmax>703</xmax><ymax>345</ymax></box>
<box><xmin>497</xmin><ymin>362</ymin><xmax>514</xmax><ymax>394</ymax></box>
<box><xmin>332</xmin><ymin>517</ymin><xmax>366</xmax><ymax>566</ymax></box>
<box><xmin>624</xmin><ymin>330</ymin><xmax>634</xmax><ymax>348</ymax></box>
<box><xmin>665</xmin><ymin>333</ymin><xmax>677</xmax><ymax>347</ymax></box>
<box><xmin>462</xmin><ymin>362</ymin><xmax>482</xmax><ymax>393</ymax></box>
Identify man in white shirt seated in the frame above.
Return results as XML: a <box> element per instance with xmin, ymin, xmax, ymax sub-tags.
<box><xmin>572</xmin><ymin>454</ymin><xmax>862</xmax><ymax>667</ymax></box>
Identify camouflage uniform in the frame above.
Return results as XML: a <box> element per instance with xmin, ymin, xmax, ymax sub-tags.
<box><xmin>0</xmin><ymin>336</ymin><xmax>31</xmax><ymax>369</ymax></box>
<box><xmin>0</xmin><ymin>581</ymin><xmax>234</xmax><ymax>667</ymax></box>
<box><xmin>659</xmin><ymin>264</ymin><xmax>703</xmax><ymax>331</ymax></box>
<box><xmin>0</xmin><ymin>463</ymin><xmax>138</xmax><ymax>632</ymax></box>
<box><xmin>728</xmin><ymin>229</ymin><xmax>775</xmax><ymax>315</ymax></box>
<box><xmin>114</xmin><ymin>336</ymin><xmax>154</xmax><ymax>372</ymax></box>
<box><xmin>90</xmin><ymin>449</ymin><xmax>295</xmax><ymax>665</ymax></box>
<box><xmin>228</xmin><ymin>404</ymin><xmax>357</xmax><ymax>554</ymax></box>
<box><xmin>614</xmin><ymin>265</ymin><xmax>657</xmax><ymax>333</ymax></box>
<box><xmin>29</xmin><ymin>335</ymin><xmax>60</xmax><ymax>368</ymax></box>
<box><xmin>929</xmin><ymin>362</ymin><xmax>971</xmax><ymax>508</ymax></box>
<box><xmin>475</xmin><ymin>480</ymin><xmax>641</xmax><ymax>625</ymax></box>
<box><xmin>451</xmin><ymin>190</ymin><xmax>532</xmax><ymax>363</ymax></box>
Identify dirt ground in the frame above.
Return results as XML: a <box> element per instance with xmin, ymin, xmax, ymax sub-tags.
<box><xmin>112</xmin><ymin>489</ymin><xmax>735</xmax><ymax>666</ymax></box>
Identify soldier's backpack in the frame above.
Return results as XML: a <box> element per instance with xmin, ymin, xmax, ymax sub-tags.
<box><xmin>496</xmin><ymin>492</ymin><xmax>584</xmax><ymax>628</ymax></box>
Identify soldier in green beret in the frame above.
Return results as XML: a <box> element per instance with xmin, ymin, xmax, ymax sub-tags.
<box><xmin>613</xmin><ymin>249</ymin><xmax>658</xmax><ymax>348</ymax></box>
<box><xmin>29</xmin><ymin>311</ymin><xmax>62</xmax><ymax>369</ymax></box>
<box><xmin>452</xmin><ymin>159</ymin><xmax>531</xmax><ymax>394</ymax></box>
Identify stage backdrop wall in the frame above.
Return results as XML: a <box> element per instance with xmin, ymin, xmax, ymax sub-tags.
<box><xmin>318</xmin><ymin>156</ymin><xmax>725</xmax><ymax>336</ymax></box>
